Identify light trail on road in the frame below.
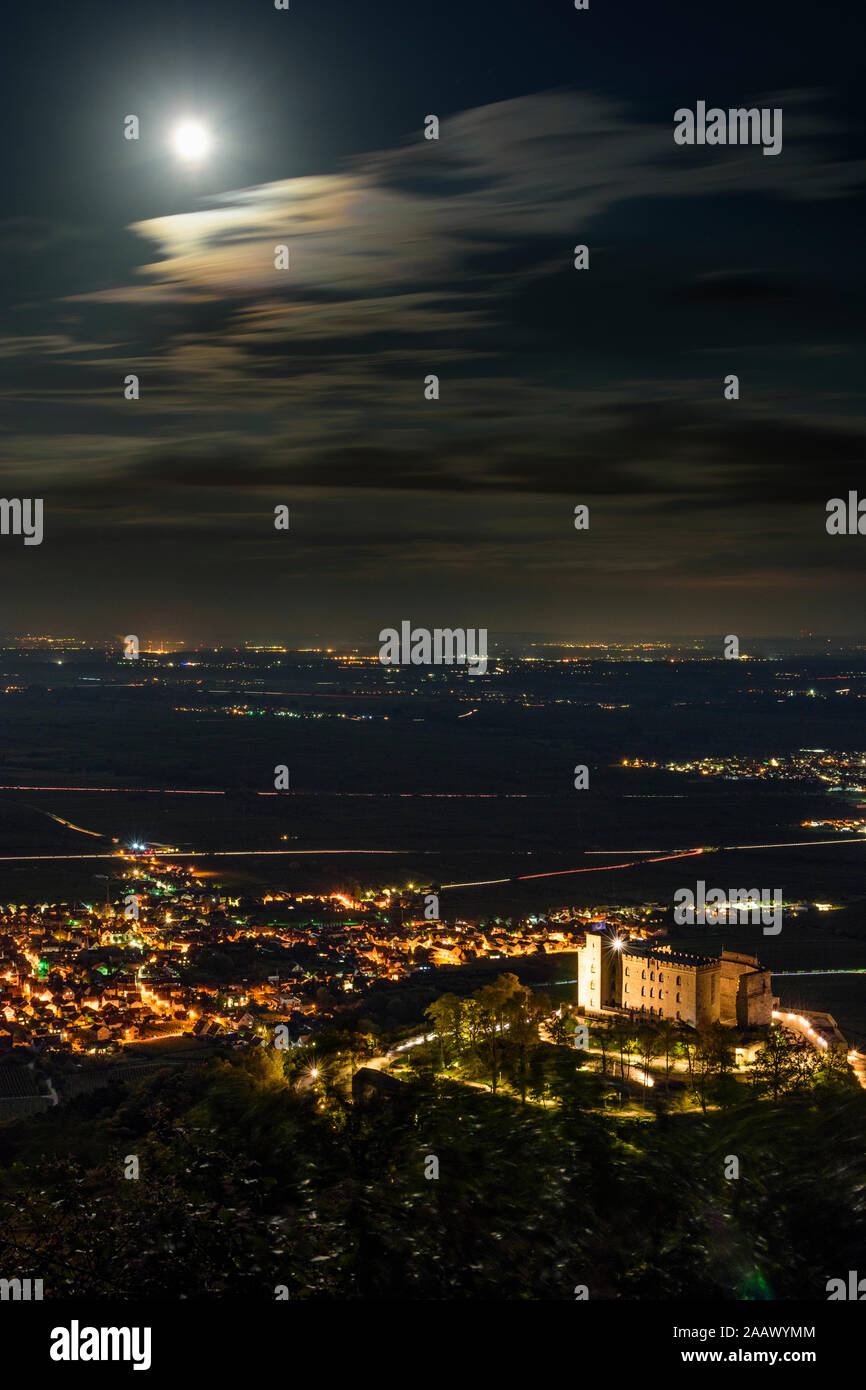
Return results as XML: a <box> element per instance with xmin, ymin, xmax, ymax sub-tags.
<box><xmin>440</xmin><ymin>831</ymin><xmax>866</xmax><ymax>890</ymax></box>
<box><xmin>442</xmin><ymin>847</ymin><xmax>703</xmax><ymax>889</ymax></box>
<box><xmin>0</xmin><ymin>853</ymin><xmax>123</xmax><ymax>861</ymax></box>
<box><xmin>514</xmin><ymin>847</ymin><xmax>704</xmax><ymax>881</ymax></box>
<box><xmin>722</xmin><ymin>836</ymin><xmax>866</xmax><ymax>850</ymax></box>
<box><xmin>0</xmin><ymin>848</ymin><xmax>431</xmax><ymax>862</ymax></box>
<box><xmin>3</xmin><ymin>832</ymin><xmax>862</xmax><ymax>873</ymax></box>
<box><xmin>206</xmin><ymin>848</ymin><xmax>432</xmax><ymax>856</ymax></box>
<box><xmin>0</xmin><ymin>785</ymin><xmax>225</xmax><ymax>794</ymax></box>
<box><xmin>588</xmin><ymin>836</ymin><xmax>866</xmax><ymax>854</ymax></box>
<box><xmin>31</xmin><ymin>809</ymin><xmax>104</xmax><ymax>838</ymax></box>
<box><xmin>771</xmin><ymin>968</ymin><xmax>866</xmax><ymax>977</ymax></box>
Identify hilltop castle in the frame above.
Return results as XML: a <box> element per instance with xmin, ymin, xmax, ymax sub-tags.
<box><xmin>575</xmin><ymin>929</ymin><xmax>774</xmax><ymax>1028</ymax></box>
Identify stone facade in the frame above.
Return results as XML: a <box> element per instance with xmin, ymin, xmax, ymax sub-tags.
<box><xmin>574</xmin><ymin>930</ymin><xmax>773</xmax><ymax>1029</ymax></box>
<box><xmin>735</xmin><ymin>964</ymin><xmax>774</xmax><ymax>1027</ymax></box>
<box><xmin>576</xmin><ymin>925</ymin><xmax>603</xmax><ymax>1015</ymax></box>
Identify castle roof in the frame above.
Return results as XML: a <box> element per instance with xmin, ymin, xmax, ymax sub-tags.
<box><xmin>622</xmin><ymin>944</ymin><xmax>720</xmax><ymax>969</ymax></box>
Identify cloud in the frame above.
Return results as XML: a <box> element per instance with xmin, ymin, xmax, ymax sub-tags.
<box><xmin>111</xmin><ymin>90</ymin><xmax>864</xmax><ymax>310</ymax></box>
<box><xmin>2</xmin><ymin>86</ymin><xmax>865</xmax><ymax>598</ymax></box>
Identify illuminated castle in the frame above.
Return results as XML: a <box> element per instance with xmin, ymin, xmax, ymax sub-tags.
<box><xmin>575</xmin><ymin>929</ymin><xmax>774</xmax><ymax>1028</ymax></box>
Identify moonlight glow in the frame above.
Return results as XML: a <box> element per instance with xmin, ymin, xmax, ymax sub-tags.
<box><xmin>172</xmin><ymin>121</ymin><xmax>210</xmax><ymax>162</ymax></box>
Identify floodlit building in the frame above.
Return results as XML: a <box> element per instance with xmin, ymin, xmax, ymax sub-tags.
<box><xmin>575</xmin><ymin>929</ymin><xmax>774</xmax><ymax>1028</ymax></box>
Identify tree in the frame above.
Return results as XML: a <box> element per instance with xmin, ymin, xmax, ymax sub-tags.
<box><xmin>502</xmin><ymin>987</ymin><xmax>543</xmax><ymax>1104</ymax></box>
<box><xmin>635</xmin><ymin>1023</ymin><xmax>660</xmax><ymax>1098</ymax></box>
<box><xmin>812</xmin><ymin>1045</ymin><xmax>853</xmax><ymax>1090</ymax></box>
<box><xmin>609</xmin><ymin>1015</ymin><xmax>638</xmax><ymax>1083</ymax></box>
<box><xmin>656</xmin><ymin>1018</ymin><xmax>681</xmax><ymax>1086</ymax></box>
<box><xmin>681</xmin><ymin>1024</ymin><xmax>734</xmax><ymax>1113</ymax></box>
<box><xmin>588</xmin><ymin>1020</ymin><xmax>611</xmax><ymax>1075</ymax></box>
<box><xmin>527</xmin><ymin>1049</ymin><xmax>549</xmax><ymax>1107</ymax></box>
<box><xmin>751</xmin><ymin>1026</ymin><xmax>812</xmax><ymax>1100</ymax></box>
<box><xmin>548</xmin><ymin>1009</ymin><xmax>575</xmax><ymax>1046</ymax></box>
<box><xmin>424</xmin><ymin>993</ymin><xmax>465</xmax><ymax>1068</ymax></box>
<box><xmin>546</xmin><ymin>1046</ymin><xmax>598</xmax><ymax>1113</ymax></box>
<box><xmin>471</xmin><ymin>974</ymin><xmax>523</xmax><ymax>1093</ymax></box>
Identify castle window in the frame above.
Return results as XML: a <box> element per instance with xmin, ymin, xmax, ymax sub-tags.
<box><xmin>676</xmin><ymin>975</ymin><xmax>681</xmax><ymax>986</ymax></box>
<box><xmin>658</xmin><ymin>972</ymin><xmax>664</xmax><ymax>983</ymax></box>
<box><xmin>676</xmin><ymin>992</ymin><xmax>681</xmax><ymax>1003</ymax></box>
<box><xmin>641</xmin><ymin>969</ymin><xmax>646</xmax><ymax>980</ymax></box>
<box><xmin>676</xmin><ymin>1010</ymin><xmax>681</xmax><ymax>1020</ymax></box>
<box><xmin>650</xmin><ymin>987</ymin><xmax>654</xmax><ymax>998</ymax></box>
<box><xmin>641</xmin><ymin>986</ymin><xmax>646</xmax><ymax>997</ymax></box>
<box><xmin>624</xmin><ymin>983</ymin><xmax>629</xmax><ymax>994</ymax></box>
<box><xmin>625</xmin><ymin>967</ymin><xmax>630</xmax><ymax>977</ymax></box>
<box><xmin>650</xmin><ymin>971</ymin><xmax>655</xmax><ymax>982</ymax></box>
<box><xmin>658</xmin><ymin>989</ymin><xmax>663</xmax><ymax>999</ymax></box>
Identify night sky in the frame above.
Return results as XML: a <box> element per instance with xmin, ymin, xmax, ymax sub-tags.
<box><xmin>1</xmin><ymin>0</ymin><xmax>865</xmax><ymax>646</ymax></box>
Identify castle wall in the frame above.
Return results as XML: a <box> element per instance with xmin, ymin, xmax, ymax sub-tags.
<box><xmin>620</xmin><ymin>949</ymin><xmax>716</xmax><ymax>1027</ymax></box>
<box><xmin>737</xmin><ymin>968</ymin><xmax>774</xmax><ymax>1027</ymax></box>
<box><xmin>695</xmin><ymin>964</ymin><xmax>718</xmax><ymax>1027</ymax></box>
<box><xmin>576</xmin><ymin>931</ymin><xmax>604</xmax><ymax>1014</ymax></box>
<box><xmin>719</xmin><ymin>951</ymin><xmax>761</xmax><ymax>1026</ymax></box>
<box><xmin>578</xmin><ymin>933</ymin><xmax>772</xmax><ymax>1032</ymax></box>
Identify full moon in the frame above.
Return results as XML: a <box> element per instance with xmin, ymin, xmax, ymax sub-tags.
<box><xmin>172</xmin><ymin>120</ymin><xmax>210</xmax><ymax>162</ymax></box>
